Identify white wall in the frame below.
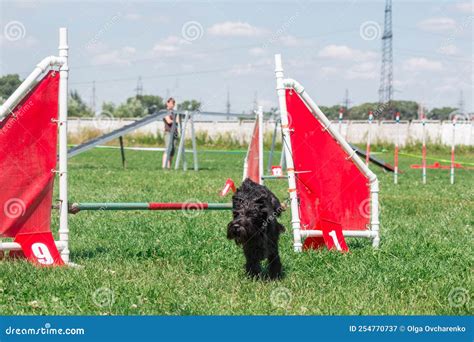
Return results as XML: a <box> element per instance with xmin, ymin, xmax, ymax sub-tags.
<box><xmin>68</xmin><ymin>118</ymin><xmax>473</xmax><ymax>146</ymax></box>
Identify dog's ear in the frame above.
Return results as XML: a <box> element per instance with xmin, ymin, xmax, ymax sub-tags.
<box><xmin>268</xmin><ymin>192</ymin><xmax>283</xmax><ymax>216</ymax></box>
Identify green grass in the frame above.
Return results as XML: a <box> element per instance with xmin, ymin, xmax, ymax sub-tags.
<box><xmin>0</xmin><ymin>146</ymin><xmax>472</xmax><ymax>315</ymax></box>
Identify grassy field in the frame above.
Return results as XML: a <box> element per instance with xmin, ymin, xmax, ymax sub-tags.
<box><xmin>0</xmin><ymin>146</ymin><xmax>472</xmax><ymax>315</ymax></box>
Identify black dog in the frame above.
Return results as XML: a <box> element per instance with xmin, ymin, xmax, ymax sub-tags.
<box><xmin>227</xmin><ymin>178</ymin><xmax>285</xmax><ymax>280</ymax></box>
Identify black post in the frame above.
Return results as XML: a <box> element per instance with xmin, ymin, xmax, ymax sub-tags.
<box><xmin>119</xmin><ymin>136</ymin><xmax>126</xmax><ymax>169</ymax></box>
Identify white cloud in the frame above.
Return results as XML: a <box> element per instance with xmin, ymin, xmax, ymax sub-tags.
<box><xmin>256</xmin><ymin>98</ymin><xmax>275</xmax><ymax>110</ymax></box>
<box><xmin>92</xmin><ymin>46</ymin><xmax>136</xmax><ymax>66</ymax></box>
<box><xmin>12</xmin><ymin>1</ymin><xmax>38</xmax><ymax>9</ymax></box>
<box><xmin>393</xmin><ymin>79</ymin><xmax>409</xmax><ymax>88</ymax></box>
<box><xmin>454</xmin><ymin>2</ymin><xmax>474</xmax><ymax>13</ymax></box>
<box><xmin>417</xmin><ymin>17</ymin><xmax>457</xmax><ymax>32</ymax></box>
<box><xmin>227</xmin><ymin>63</ymin><xmax>257</xmax><ymax>76</ymax></box>
<box><xmin>208</xmin><ymin>22</ymin><xmax>267</xmax><ymax>37</ymax></box>
<box><xmin>226</xmin><ymin>59</ymin><xmax>271</xmax><ymax>76</ymax></box>
<box><xmin>437</xmin><ymin>44</ymin><xmax>459</xmax><ymax>56</ymax></box>
<box><xmin>124</xmin><ymin>13</ymin><xmax>141</xmax><ymax>21</ymax></box>
<box><xmin>0</xmin><ymin>35</ymin><xmax>39</xmax><ymax>49</ymax></box>
<box><xmin>262</xmin><ymin>34</ymin><xmax>309</xmax><ymax>49</ymax></box>
<box><xmin>85</xmin><ymin>41</ymin><xmax>108</xmax><ymax>54</ymax></box>
<box><xmin>403</xmin><ymin>57</ymin><xmax>443</xmax><ymax>71</ymax></box>
<box><xmin>152</xmin><ymin>36</ymin><xmax>189</xmax><ymax>55</ymax></box>
<box><xmin>434</xmin><ymin>84</ymin><xmax>456</xmax><ymax>93</ymax></box>
<box><xmin>278</xmin><ymin>34</ymin><xmax>309</xmax><ymax>47</ymax></box>
<box><xmin>345</xmin><ymin>62</ymin><xmax>378</xmax><ymax>80</ymax></box>
<box><xmin>318</xmin><ymin>45</ymin><xmax>377</xmax><ymax>62</ymax></box>
<box><xmin>320</xmin><ymin>66</ymin><xmax>339</xmax><ymax>77</ymax></box>
<box><xmin>249</xmin><ymin>47</ymin><xmax>266</xmax><ymax>56</ymax></box>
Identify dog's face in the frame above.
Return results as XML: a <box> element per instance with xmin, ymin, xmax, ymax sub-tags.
<box><xmin>227</xmin><ymin>200</ymin><xmax>265</xmax><ymax>245</ymax></box>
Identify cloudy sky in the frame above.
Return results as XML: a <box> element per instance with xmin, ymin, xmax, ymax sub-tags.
<box><xmin>0</xmin><ymin>0</ymin><xmax>472</xmax><ymax>113</ymax></box>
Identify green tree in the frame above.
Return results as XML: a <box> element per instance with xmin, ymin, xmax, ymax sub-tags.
<box><xmin>428</xmin><ymin>107</ymin><xmax>457</xmax><ymax>120</ymax></box>
<box><xmin>391</xmin><ymin>100</ymin><xmax>419</xmax><ymax>120</ymax></box>
<box><xmin>136</xmin><ymin>95</ymin><xmax>165</xmax><ymax>113</ymax></box>
<box><xmin>114</xmin><ymin>97</ymin><xmax>147</xmax><ymax>118</ymax></box>
<box><xmin>68</xmin><ymin>90</ymin><xmax>93</xmax><ymax>117</ymax></box>
<box><xmin>348</xmin><ymin>100</ymin><xmax>420</xmax><ymax>120</ymax></box>
<box><xmin>319</xmin><ymin>105</ymin><xmax>342</xmax><ymax>120</ymax></box>
<box><xmin>101</xmin><ymin>101</ymin><xmax>116</xmax><ymax>115</ymax></box>
<box><xmin>178</xmin><ymin>100</ymin><xmax>201</xmax><ymax>111</ymax></box>
<box><xmin>0</xmin><ymin>74</ymin><xmax>22</xmax><ymax>104</ymax></box>
<box><xmin>348</xmin><ymin>102</ymin><xmax>377</xmax><ymax>120</ymax></box>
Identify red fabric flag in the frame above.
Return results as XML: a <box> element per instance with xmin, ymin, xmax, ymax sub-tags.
<box><xmin>0</xmin><ymin>71</ymin><xmax>63</xmax><ymax>265</ymax></box>
<box><xmin>285</xmin><ymin>89</ymin><xmax>370</xmax><ymax>250</ymax></box>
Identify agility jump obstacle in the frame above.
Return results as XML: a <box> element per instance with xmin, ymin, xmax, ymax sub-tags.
<box><xmin>0</xmin><ymin>30</ymin><xmax>382</xmax><ymax>266</ymax></box>
<box><xmin>274</xmin><ymin>54</ymin><xmax>380</xmax><ymax>251</ymax></box>
<box><xmin>0</xmin><ymin>28</ymin><xmax>70</xmax><ymax>265</ymax></box>
<box><xmin>0</xmin><ymin>29</ymin><xmax>232</xmax><ymax>266</ymax></box>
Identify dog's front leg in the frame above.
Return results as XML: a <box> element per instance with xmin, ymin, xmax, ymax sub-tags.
<box><xmin>268</xmin><ymin>253</ymin><xmax>282</xmax><ymax>280</ymax></box>
<box><xmin>243</xmin><ymin>243</ymin><xmax>262</xmax><ymax>279</ymax></box>
<box><xmin>267</xmin><ymin>237</ymin><xmax>282</xmax><ymax>280</ymax></box>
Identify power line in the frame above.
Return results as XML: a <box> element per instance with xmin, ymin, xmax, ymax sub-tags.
<box><xmin>90</xmin><ymin>80</ymin><xmax>96</xmax><ymax>113</ymax></box>
<box><xmin>226</xmin><ymin>87</ymin><xmax>231</xmax><ymax>120</ymax></box>
<box><xmin>458</xmin><ymin>90</ymin><xmax>464</xmax><ymax>114</ymax></box>
<box><xmin>342</xmin><ymin>88</ymin><xmax>351</xmax><ymax>115</ymax></box>
<box><xmin>69</xmin><ymin>62</ymin><xmax>272</xmax><ymax>86</ymax></box>
<box><xmin>253</xmin><ymin>91</ymin><xmax>258</xmax><ymax>112</ymax></box>
<box><xmin>134</xmin><ymin>76</ymin><xmax>143</xmax><ymax>97</ymax></box>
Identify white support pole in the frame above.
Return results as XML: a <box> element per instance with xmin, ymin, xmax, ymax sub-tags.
<box><xmin>422</xmin><ymin>117</ymin><xmax>427</xmax><ymax>185</ymax></box>
<box><xmin>242</xmin><ymin>157</ymin><xmax>249</xmax><ymax>181</ymax></box>
<box><xmin>182</xmin><ymin>113</ymin><xmax>189</xmax><ymax>171</ymax></box>
<box><xmin>394</xmin><ymin>112</ymin><xmax>400</xmax><ymax>184</ymax></box>
<box><xmin>257</xmin><ymin>105</ymin><xmax>264</xmax><ymax>185</ymax></box>
<box><xmin>469</xmin><ymin>118</ymin><xmax>472</xmax><ymax>146</ymax></box>
<box><xmin>58</xmin><ymin>27</ymin><xmax>70</xmax><ymax>264</ymax></box>
<box><xmin>282</xmin><ymin>77</ymin><xmax>380</xmax><ymax>248</ymax></box>
<box><xmin>274</xmin><ymin>54</ymin><xmax>302</xmax><ymax>252</ymax></box>
<box><xmin>190</xmin><ymin>113</ymin><xmax>198</xmax><ymax>171</ymax></box>
<box><xmin>450</xmin><ymin>117</ymin><xmax>456</xmax><ymax>185</ymax></box>
<box><xmin>280</xmin><ymin>143</ymin><xmax>286</xmax><ymax>169</ymax></box>
<box><xmin>175</xmin><ymin>111</ymin><xmax>189</xmax><ymax>170</ymax></box>
<box><xmin>366</xmin><ymin>111</ymin><xmax>373</xmax><ymax>166</ymax></box>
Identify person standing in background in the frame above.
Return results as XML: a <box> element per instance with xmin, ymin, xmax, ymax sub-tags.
<box><xmin>162</xmin><ymin>97</ymin><xmax>178</xmax><ymax>169</ymax></box>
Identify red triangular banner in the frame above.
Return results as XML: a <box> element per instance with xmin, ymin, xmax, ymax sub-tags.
<box><xmin>0</xmin><ymin>71</ymin><xmax>63</xmax><ymax>265</ymax></box>
<box><xmin>244</xmin><ymin>117</ymin><xmax>260</xmax><ymax>183</ymax></box>
<box><xmin>285</xmin><ymin>89</ymin><xmax>370</xmax><ymax>251</ymax></box>
<box><xmin>14</xmin><ymin>232</ymin><xmax>64</xmax><ymax>266</ymax></box>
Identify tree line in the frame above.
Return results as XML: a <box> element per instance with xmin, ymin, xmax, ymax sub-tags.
<box><xmin>0</xmin><ymin>74</ymin><xmax>461</xmax><ymax>120</ymax></box>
